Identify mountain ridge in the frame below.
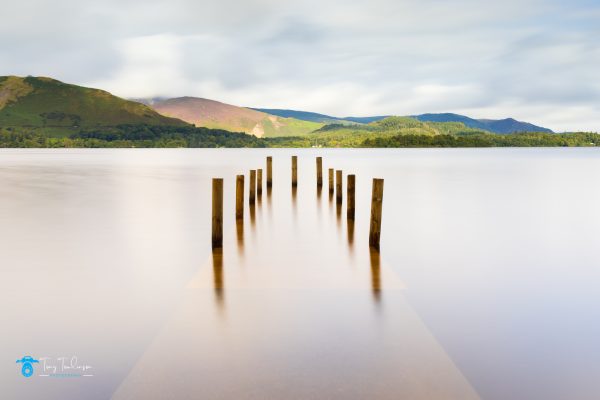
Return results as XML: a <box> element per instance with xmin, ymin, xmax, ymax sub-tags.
<box><xmin>0</xmin><ymin>76</ymin><xmax>556</xmax><ymax>137</ymax></box>
<box><xmin>251</xmin><ymin>108</ymin><xmax>552</xmax><ymax>134</ymax></box>
<box><xmin>250</xmin><ymin>108</ymin><xmax>390</xmax><ymax>125</ymax></box>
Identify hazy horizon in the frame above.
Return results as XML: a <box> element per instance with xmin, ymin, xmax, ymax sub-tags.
<box><xmin>1</xmin><ymin>0</ymin><xmax>599</xmax><ymax>132</ymax></box>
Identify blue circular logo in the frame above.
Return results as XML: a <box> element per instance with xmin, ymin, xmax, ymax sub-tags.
<box><xmin>16</xmin><ymin>356</ymin><xmax>39</xmax><ymax>378</ymax></box>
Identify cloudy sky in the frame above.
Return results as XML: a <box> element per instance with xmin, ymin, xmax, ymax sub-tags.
<box><xmin>1</xmin><ymin>0</ymin><xmax>599</xmax><ymax>131</ymax></box>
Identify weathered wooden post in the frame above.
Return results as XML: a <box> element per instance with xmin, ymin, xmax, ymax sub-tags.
<box><xmin>316</xmin><ymin>157</ymin><xmax>323</xmax><ymax>187</ymax></box>
<box><xmin>212</xmin><ymin>178</ymin><xmax>223</xmax><ymax>249</ymax></box>
<box><xmin>292</xmin><ymin>156</ymin><xmax>298</xmax><ymax>187</ymax></box>
<box><xmin>257</xmin><ymin>169</ymin><xmax>263</xmax><ymax>196</ymax></box>
<box><xmin>336</xmin><ymin>170</ymin><xmax>343</xmax><ymax>204</ymax></box>
<box><xmin>369</xmin><ymin>178</ymin><xmax>384</xmax><ymax>248</ymax></box>
<box><xmin>328</xmin><ymin>168</ymin><xmax>334</xmax><ymax>194</ymax></box>
<box><xmin>266</xmin><ymin>156</ymin><xmax>273</xmax><ymax>187</ymax></box>
<box><xmin>236</xmin><ymin>174</ymin><xmax>244</xmax><ymax>220</ymax></box>
<box><xmin>249</xmin><ymin>170</ymin><xmax>256</xmax><ymax>204</ymax></box>
<box><xmin>347</xmin><ymin>174</ymin><xmax>355</xmax><ymax>219</ymax></box>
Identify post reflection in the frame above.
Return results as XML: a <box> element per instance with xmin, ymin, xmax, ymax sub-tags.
<box><xmin>292</xmin><ymin>185</ymin><xmax>298</xmax><ymax>218</ymax></box>
<box><xmin>328</xmin><ymin>185</ymin><xmax>334</xmax><ymax>215</ymax></box>
<box><xmin>336</xmin><ymin>201</ymin><xmax>342</xmax><ymax>229</ymax></box>
<box><xmin>236</xmin><ymin>218</ymin><xmax>244</xmax><ymax>258</ymax></box>
<box><xmin>369</xmin><ymin>247</ymin><xmax>382</xmax><ymax>304</ymax></box>
<box><xmin>346</xmin><ymin>218</ymin><xmax>355</xmax><ymax>250</ymax></box>
<box><xmin>249</xmin><ymin>201</ymin><xmax>256</xmax><ymax>230</ymax></box>
<box><xmin>316</xmin><ymin>184</ymin><xmax>322</xmax><ymax>218</ymax></box>
<box><xmin>266</xmin><ymin>185</ymin><xmax>273</xmax><ymax>224</ymax></box>
<box><xmin>212</xmin><ymin>248</ymin><xmax>225</xmax><ymax>311</ymax></box>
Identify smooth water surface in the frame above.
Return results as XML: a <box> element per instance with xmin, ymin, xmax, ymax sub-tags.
<box><xmin>1</xmin><ymin>148</ymin><xmax>599</xmax><ymax>399</ymax></box>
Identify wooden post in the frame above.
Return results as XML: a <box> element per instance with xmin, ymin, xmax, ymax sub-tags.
<box><xmin>347</xmin><ymin>174</ymin><xmax>355</xmax><ymax>219</ymax></box>
<box><xmin>336</xmin><ymin>170</ymin><xmax>342</xmax><ymax>204</ymax></box>
<box><xmin>249</xmin><ymin>170</ymin><xmax>256</xmax><ymax>204</ymax></box>
<box><xmin>266</xmin><ymin>156</ymin><xmax>273</xmax><ymax>187</ymax></box>
<box><xmin>292</xmin><ymin>156</ymin><xmax>298</xmax><ymax>187</ymax></box>
<box><xmin>316</xmin><ymin>157</ymin><xmax>323</xmax><ymax>187</ymax></box>
<box><xmin>257</xmin><ymin>169</ymin><xmax>263</xmax><ymax>196</ymax></box>
<box><xmin>369</xmin><ymin>178</ymin><xmax>384</xmax><ymax>248</ymax></box>
<box><xmin>328</xmin><ymin>168</ymin><xmax>334</xmax><ymax>194</ymax></box>
<box><xmin>236</xmin><ymin>175</ymin><xmax>244</xmax><ymax>220</ymax></box>
<box><xmin>212</xmin><ymin>178</ymin><xmax>223</xmax><ymax>249</ymax></box>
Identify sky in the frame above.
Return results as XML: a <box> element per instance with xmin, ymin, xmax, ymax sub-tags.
<box><xmin>1</xmin><ymin>0</ymin><xmax>599</xmax><ymax>132</ymax></box>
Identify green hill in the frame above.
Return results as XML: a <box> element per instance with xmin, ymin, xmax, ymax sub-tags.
<box><xmin>303</xmin><ymin>116</ymin><xmax>492</xmax><ymax>146</ymax></box>
<box><xmin>0</xmin><ymin>76</ymin><xmax>188</xmax><ymax>136</ymax></box>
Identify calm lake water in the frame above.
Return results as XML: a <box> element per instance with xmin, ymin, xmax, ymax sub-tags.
<box><xmin>1</xmin><ymin>148</ymin><xmax>599</xmax><ymax>399</ymax></box>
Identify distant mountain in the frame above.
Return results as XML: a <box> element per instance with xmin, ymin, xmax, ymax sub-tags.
<box><xmin>253</xmin><ymin>108</ymin><xmax>552</xmax><ymax>134</ymax></box>
<box><xmin>147</xmin><ymin>99</ymin><xmax>322</xmax><ymax>137</ymax></box>
<box><xmin>252</xmin><ymin>108</ymin><xmax>391</xmax><ymax>125</ymax></box>
<box><xmin>414</xmin><ymin>113</ymin><xmax>552</xmax><ymax>134</ymax></box>
<box><xmin>478</xmin><ymin>118</ymin><xmax>553</xmax><ymax>134</ymax></box>
<box><xmin>250</xmin><ymin>108</ymin><xmax>346</xmax><ymax>124</ymax></box>
<box><xmin>0</xmin><ymin>76</ymin><xmax>187</xmax><ymax>134</ymax></box>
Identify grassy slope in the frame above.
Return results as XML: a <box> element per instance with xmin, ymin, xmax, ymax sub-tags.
<box><xmin>149</xmin><ymin>97</ymin><xmax>323</xmax><ymax>137</ymax></box>
<box><xmin>0</xmin><ymin>76</ymin><xmax>188</xmax><ymax>136</ymax></box>
<box><xmin>260</xmin><ymin>116</ymin><xmax>323</xmax><ymax>137</ymax></box>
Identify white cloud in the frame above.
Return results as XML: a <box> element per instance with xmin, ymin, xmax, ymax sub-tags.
<box><xmin>88</xmin><ymin>34</ymin><xmax>186</xmax><ymax>97</ymax></box>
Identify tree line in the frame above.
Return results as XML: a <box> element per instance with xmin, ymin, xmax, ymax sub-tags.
<box><xmin>1</xmin><ymin>124</ymin><xmax>598</xmax><ymax>148</ymax></box>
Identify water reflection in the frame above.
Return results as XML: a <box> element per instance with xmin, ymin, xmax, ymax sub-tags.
<box><xmin>328</xmin><ymin>183</ymin><xmax>334</xmax><ymax>217</ymax></box>
<box><xmin>266</xmin><ymin>185</ymin><xmax>273</xmax><ymax>222</ymax></box>
<box><xmin>316</xmin><ymin>184</ymin><xmax>323</xmax><ymax>219</ymax></box>
<box><xmin>212</xmin><ymin>248</ymin><xmax>225</xmax><ymax>311</ymax></box>
<box><xmin>249</xmin><ymin>201</ymin><xmax>256</xmax><ymax>230</ymax></box>
<box><xmin>291</xmin><ymin>185</ymin><xmax>298</xmax><ymax>219</ymax></box>
<box><xmin>369</xmin><ymin>247</ymin><xmax>382</xmax><ymax>304</ymax></box>
<box><xmin>236</xmin><ymin>219</ymin><xmax>244</xmax><ymax>258</ymax></box>
<box><xmin>336</xmin><ymin>201</ymin><xmax>342</xmax><ymax>229</ymax></box>
<box><xmin>347</xmin><ymin>218</ymin><xmax>355</xmax><ymax>249</ymax></box>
